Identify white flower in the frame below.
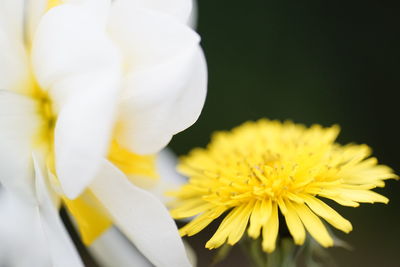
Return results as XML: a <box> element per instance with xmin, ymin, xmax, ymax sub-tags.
<box><xmin>0</xmin><ymin>0</ymin><xmax>206</xmax><ymax>266</ymax></box>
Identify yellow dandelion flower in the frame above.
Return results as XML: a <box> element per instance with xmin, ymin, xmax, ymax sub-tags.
<box><xmin>170</xmin><ymin>119</ymin><xmax>397</xmax><ymax>253</ymax></box>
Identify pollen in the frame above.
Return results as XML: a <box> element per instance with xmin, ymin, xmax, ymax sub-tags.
<box><xmin>170</xmin><ymin>119</ymin><xmax>397</xmax><ymax>252</ymax></box>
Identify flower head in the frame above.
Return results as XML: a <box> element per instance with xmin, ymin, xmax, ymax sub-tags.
<box><xmin>170</xmin><ymin>119</ymin><xmax>397</xmax><ymax>252</ymax></box>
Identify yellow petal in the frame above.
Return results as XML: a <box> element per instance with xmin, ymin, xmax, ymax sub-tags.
<box><xmin>261</xmin><ymin>203</ymin><xmax>279</xmax><ymax>253</ymax></box>
<box><xmin>248</xmin><ymin>199</ymin><xmax>271</xmax><ymax>238</ymax></box>
<box><xmin>206</xmin><ymin>205</ymin><xmax>248</xmax><ymax>249</ymax></box>
<box><xmin>304</xmin><ymin>196</ymin><xmax>352</xmax><ymax>233</ymax></box>
<box><xmin>318</xmin><ymin>194</ymin><xmax>360</xmax><ymax>207</ymax></box>
<box><xmin>284</xmin><ymin>201</ymin><xmax>305</xmax><ymax>245</ymax></box>
<box><xmin>171</xmin><ymin>199</ymin><xmax>214</xmax><ymax>219</ymax></box>
<box><xmin>293</xmin><ymin>203</ymin><xmax>333</xmax><ymax>247</ymax></box>
<box><xmin>277</xmin><ymin>197</ymin><xmax>288</xmax><ymax>214</ymax></box>
<box><xmin>179</xmin><ymin>206</ymin><xmax>226</xmax><ymax>237</ymax></box>
<box><xmin>338</xmin><ymin>189</ymin><xmax>389</xmax><ymax>204</ymax></box>
<box><xmin>227</xmin><ymin>201</ymin><xmax>254</xmax><ymax>245</ymax></box>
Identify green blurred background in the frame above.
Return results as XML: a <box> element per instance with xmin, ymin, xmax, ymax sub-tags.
<box><xmin>169</xmin><ymin>1</ymin><xmax>400</xmax><ymax>266</ymax></box>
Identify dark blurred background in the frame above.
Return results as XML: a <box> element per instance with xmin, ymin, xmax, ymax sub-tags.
<box><xmin>169</xmin><ymin>1</ymin><xmax>400</xmax><ymax>266</ymax></box>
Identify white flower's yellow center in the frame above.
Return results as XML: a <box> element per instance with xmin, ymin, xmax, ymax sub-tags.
<box><xmin>47</xmin><ymin>0</ymin><xmax>61</xmax><ymax>10</ymax></box>
<box><xmin>33</xmin><ymin>88</ymin><xmax>55</xmax><ymax>149</ymax></box>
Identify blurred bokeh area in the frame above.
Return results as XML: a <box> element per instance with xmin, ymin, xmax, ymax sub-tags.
<box><xmin>169</xmin><ymin>1</ymin><xmax>400</xmax><ymax>266</ymax></box>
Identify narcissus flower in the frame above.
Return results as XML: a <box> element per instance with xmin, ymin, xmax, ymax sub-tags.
<box><xmin>170</xmin><ymin>119</ymin><xmax>397</xmax><ymax>252</ymax></box>
<box><xmin>0</xmin><ymin>0</ymin><xmax>206</xmax><ymax>266</ymax></box>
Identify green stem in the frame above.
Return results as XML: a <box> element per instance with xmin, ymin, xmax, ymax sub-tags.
<box><xmin>241</xmin><ymin>237</ymin><xmax>299</xmax><ymax>267</ymax></box>
<box><xmin>240</xmin><ymin>237</ymin><xmax>266</xmax><ymax>267</ymax></box>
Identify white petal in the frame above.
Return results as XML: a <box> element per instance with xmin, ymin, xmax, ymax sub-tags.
<box><xmin>157</xmin><ymin>149</ymin><xmax>186</xmax><ymax>187</ymax></box>
<box><xmin>183</xmin><ymin>240</ymin><xmax>197</xmax><ymax>267</ymax></box>
<box><xmin>32</xmin><ymin>3</ymin><xmax>122</xmax><ymax>198</ymax></box>
<box><xmin>108</xmin><ymin>7</ymin><xmax>206</xmax><ymax>154</ymax></box>
<box><xmin>0</xmin><ymin>30</ymin><xmax>29</xmax><ymax>94</ymax></box>
<box><xmin>89</xmin><ymin>227</ymin><xmax>152</xmax><ymax>267</ymax></box>
<box><xmin>25</xmin><ymin>0</ymin><xmax>48</xmax><ymax>44</ymax></box>
<box><xmin>147</xmin><ymin>149</ymin><xmax>187</xmax><ymax>203</ymax></box>
<box><xmin>109</xmin><ymin>5</ymin><xmax>199</xmax><ymax>75</ymax></box>
<box><xmin>119</xmin><ymin>48</ymin><xmax>206</xmax><ymax>154</ymax></box>
<box><xmin>0</xmin><ymin>0</ymin><xmax>30</xmax><ymax>94</ymax></box>
<box><xmin>32</xmin><ymin>2</ymin><xmax>121</xmax><ymax>111</ymax></box>
<box><xmin>0</xmin><ymin>0</ymin><xmax>24</xmax><ymax>42</ymax></box>
<box><xmin>61</xmin><ymin>0</ymin><xmax>112</xmax><ymax>24</ymax></box>
<box><xmin>166</xmin><ymin>49</ymin><xmax>207</xmax><ymax>134</ymax></box>
<box><xmin>32</xmin><ymin>153</ymin><xmax>84</xmax><ymax>267</ymax></box>
<box><xmin>90</xmin><ymin>160</ymin><xmax>192</xmax><ymax>267</ymax></box>
<box><xmin>112</xmin><ymin>0</ymin><xmax>192</xmax><ymax>24</ymax></box>
<box><xmin>53</xmin><ymin>78</ymin><xmax>119</xmax><ymax>199</ymax></box>
<box><xmin>0</xmin><ymin>187</ymin><xmax>50</xmax><ymax>267</ymax></box>
<box><xmin>0</xmin><ymin>91</ymin><xmax>40</xmax><ymax>200</ymax></box>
